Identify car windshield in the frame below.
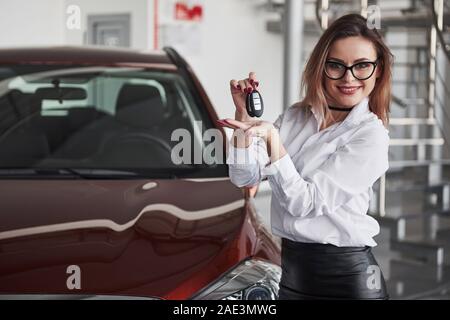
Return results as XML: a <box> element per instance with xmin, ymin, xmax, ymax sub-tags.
<box><xmin>0</xmin><ymin>65</ymin><xmax>227</xmax><ymax>178</ymax></box>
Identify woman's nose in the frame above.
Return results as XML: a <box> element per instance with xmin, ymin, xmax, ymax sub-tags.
<box><xmin>343</xmin><ymin>68</ymin><xmax>357</xmax><ymax>81</ymax></box>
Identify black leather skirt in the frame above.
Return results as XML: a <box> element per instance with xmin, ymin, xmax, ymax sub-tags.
<box><xmin>278</xmin><ymin>238</ymin><xmax>389</xmax><ymax>300</ymax></box>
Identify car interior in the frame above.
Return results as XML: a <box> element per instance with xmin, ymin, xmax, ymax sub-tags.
<box><xmin>0</xmin><ymin>67</ymin><xmax>211</xmax><ymax>170</ymax></box>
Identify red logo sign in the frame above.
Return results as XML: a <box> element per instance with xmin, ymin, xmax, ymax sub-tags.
<box><xmin>174</xmin><ymin>2</ymin><xmax>203</xmax><ymax>21</ymax></box>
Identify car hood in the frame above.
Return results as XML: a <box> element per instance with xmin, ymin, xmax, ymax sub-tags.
<box><xmin>0</xmin><ymin>178</ymin><xmax>249</xmax><ymax>299</ymax></box>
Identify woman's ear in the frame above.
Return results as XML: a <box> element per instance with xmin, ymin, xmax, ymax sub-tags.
<box><xmin>375</xmin><ymin>61</ymin><xmax>382</xmax><ymax>79</ymax></box>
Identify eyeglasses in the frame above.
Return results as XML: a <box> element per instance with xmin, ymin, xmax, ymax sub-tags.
<box><xmin>324</xmin><ymin>59</ymin><xmax>379</xmax><ymax>80</ymax></box>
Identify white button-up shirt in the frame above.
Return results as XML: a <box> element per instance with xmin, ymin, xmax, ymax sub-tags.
<box><xmin>226</xmin><ymin>97</ymin><xmax>389</xmax><ymax>247</ymax></box>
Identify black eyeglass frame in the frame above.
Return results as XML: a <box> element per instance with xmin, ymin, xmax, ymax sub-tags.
<box><xmin>324</xmin><ymin>59</ymin><xmax>379</xmax><ymax>80</ymax></box>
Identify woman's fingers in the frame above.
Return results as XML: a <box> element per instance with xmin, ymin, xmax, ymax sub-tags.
<box><xmin>243</xmin><ymin>79</ymin><xmax>253</xmax><ymax>94</ymax></box>
<box><xmin>217</xmin><ymin>118</ymin><xmax>254</xmax><ymax>130</ymax></box>
<box><xmin>216</xmin><ymin>119</ymin><xmax>235</xmax><ymax>129</ymax></box>
<box><xmin>249</xmin><ymin>71</ymin><xmax>256</xmax><ymax>82</ymax></box>
<box><xmin>237</xmin><ymin>80</ymin><xmax>247</xmax><ymax>94</ymax></box>
<box><xmin>232</xmin><ymin>72</ymin><xmax>260</xmax><ymax>95</ymax></box>
<box><xmin>230</xmin><ymin>79</ymin><xmax>240</xmax><ymax>91</ymax></box>
<box><xmin>248</xmin><ymin>72</ymin><xmax>260</xmax><ymax>89</ymax></box>
<box><xmin>229</xmin><ymin>73</ymin><xmax>260</xmax><ymax>116</ymax></box>
<box><xmin>216</xmin><ymin>119</ymin><xmax>241</xmax><ymax>129</ymax></box>
<box><xmin>224</xmin><ymin>118</ymin><xmax>250</xmax><ymax>130</ymax></box>
<box><xmin>218</xmin><ymin>119</ymin><xmax>273</xmax><ymax>141</ymax></box>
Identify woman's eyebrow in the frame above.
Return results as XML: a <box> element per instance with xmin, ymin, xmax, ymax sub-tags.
<box><xmin>327</xmin><ymin>57</ymin><xmax>372</xmax><ymax>63</ymax></box>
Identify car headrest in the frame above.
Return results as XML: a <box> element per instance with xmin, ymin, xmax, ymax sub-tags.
<box><xmin>67</xmin><ymin>107</ymin><xmax>105</xmax><ymax>131</ymax></box>
<box><xmin>8</xmin><ymin>89</ymin><xmax>39</xmax><ymax>117</ymax></box>
<box><xmin>115</xmin><ymin>84</ymin><xmax>165</xmax><ymax>128</ymax></box>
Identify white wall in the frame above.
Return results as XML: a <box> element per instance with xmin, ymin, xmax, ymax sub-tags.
<box><xmin>63</xmin><ymin>0</ymin><xmax>150</xmax><ymax>50</ymax></box>
<box><xmin>0</xmin><ymin>0</ymin><xmax>65</xmax><ymax>47</ymax></box>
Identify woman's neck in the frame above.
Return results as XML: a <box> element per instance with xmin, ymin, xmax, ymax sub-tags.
<box><xmin>326</xmin><ymin>99</ymin><xmax>354</xmax><ymax>123</ymax></box>
<box><xmin>329</xmin><ymin>109</ymin><xmax>349</xmax><ymax>122</ymax></box>
<box><xmin>319</xmin><ymin>105</ymin><xmax>350</xmax><ymax>131</ymax></box>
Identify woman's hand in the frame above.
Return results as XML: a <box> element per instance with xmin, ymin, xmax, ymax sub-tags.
<box><xmin>229</xmin><ymin>72</ymin><xmax>260</xmax><ymax>118</ymax></box>
<box><xmin>217</xmin><ymin>118</ymin><xmax>276</xmax><ymax>142</ymax></box>
<box><xmin>217</xmin><ymin>118</ymin><xmax>287</xmax><ymax>163</ymax></box>
<box><xmin>226</xmin><ymin>72</ymin><xmax>263</xmax><ymax>197</ymax></box>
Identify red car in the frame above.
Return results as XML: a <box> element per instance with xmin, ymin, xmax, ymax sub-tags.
<box><xmin>0</xmin><ymin>46</ymin><xmax>281</xmax><ymax>300</ymax></box>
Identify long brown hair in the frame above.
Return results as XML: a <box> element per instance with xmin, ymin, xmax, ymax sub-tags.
<box><xmin>299</xmin><ymin>13</ymin><xmax>394</xmax><ymax>128</ymax></box>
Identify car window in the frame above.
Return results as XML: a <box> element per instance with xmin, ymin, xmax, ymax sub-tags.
<box><xmin>0</xmin><ymin>65</ymin><xmax>227</xmax><ymax>178</ymax></box>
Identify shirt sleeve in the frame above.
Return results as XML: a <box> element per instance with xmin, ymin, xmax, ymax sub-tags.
<box><xmin>265</xmin><ymin>126</ymin><xmax>389</xmax><ymax>218</ymax></box>
<box><xmin>226</xmin><ymin>113</ymin><xmax>283</xmax><ymax>188</ymax></box>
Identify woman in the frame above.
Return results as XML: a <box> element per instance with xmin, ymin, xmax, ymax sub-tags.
<box><xmin>217</xmin><ymin>13</ymin><xmax>393</xmax><ymax>300</ymax></box>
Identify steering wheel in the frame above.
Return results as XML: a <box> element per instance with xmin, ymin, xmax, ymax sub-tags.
<box><xmin>94</xmin><ymin>131</ymin><xmax>173</xmax><ymax>166</ymax></box>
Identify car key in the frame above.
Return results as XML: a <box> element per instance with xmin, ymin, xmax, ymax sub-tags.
<box><xmin>246</xmin><ymin>89</ymin><xmax>264</xmax><ymax>117</ymax></box>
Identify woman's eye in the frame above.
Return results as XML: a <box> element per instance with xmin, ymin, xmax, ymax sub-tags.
<box><xmin>355</xmin><ymin>63</ymin><xmax>370</xmax><ymax>69</ymax></box>
<box><xmin>328</xmin><ymin>62</ymin><xmax>343</xmax><ymax>69</ymax></box>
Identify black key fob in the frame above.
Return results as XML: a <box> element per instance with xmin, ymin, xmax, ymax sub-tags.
<box><xmin>246</xmin><ymin>90</ymin><xmax>264</xmax><ymax>117</ymax></box>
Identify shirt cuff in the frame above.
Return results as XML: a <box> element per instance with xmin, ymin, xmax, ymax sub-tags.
<box><xmin>264</xmin><ymin>152</ymin><xmax>300</xmax><ymax>185</ymax></box>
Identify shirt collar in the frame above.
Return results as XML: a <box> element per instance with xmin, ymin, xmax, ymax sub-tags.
<box><xmin>310</xmin><ymin>97</ymin><xmax>370</xmax><ymax>128</ymax></box>
<box><xmin>341</xmin><ymin>96</ymin><xmax>370</xmax><ymax>126</ymax></box>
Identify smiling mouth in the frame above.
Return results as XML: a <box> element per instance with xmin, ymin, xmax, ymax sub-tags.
<box><xmin>337</xmin><ymin>86</ymin><xmax>362</xmax><ymax>95</ymax></box>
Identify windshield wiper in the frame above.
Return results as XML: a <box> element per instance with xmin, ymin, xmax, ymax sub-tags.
<box><xmin>0</xmin><ymin>165</ymin><xmax>224</xmax><ymax>179</ymax></box>
<box><xmin>0</xmin><ymin>168</ymin><xmax>139</xmax><ymax>179</ymax></box>
<box><xmin>0</xmin><ymin>168</ymin><xmax>84</xmax><ymax>179</ymax></box>
<box><xmin>0</xmin><ymin>168</ymin><xmax>175</xmax><ymax>179</ymax></box>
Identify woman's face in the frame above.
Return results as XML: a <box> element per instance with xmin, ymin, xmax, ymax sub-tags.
<box><xmin>323</xmin><ymin>36</ymin><xmax>380</xmax><ymax>107</ymax></box>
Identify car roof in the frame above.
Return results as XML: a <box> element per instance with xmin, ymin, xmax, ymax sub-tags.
<box><xmin>0</xmin><ymin>46</ymin><xmax>177</xmax><ymax>69</ymax></box>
